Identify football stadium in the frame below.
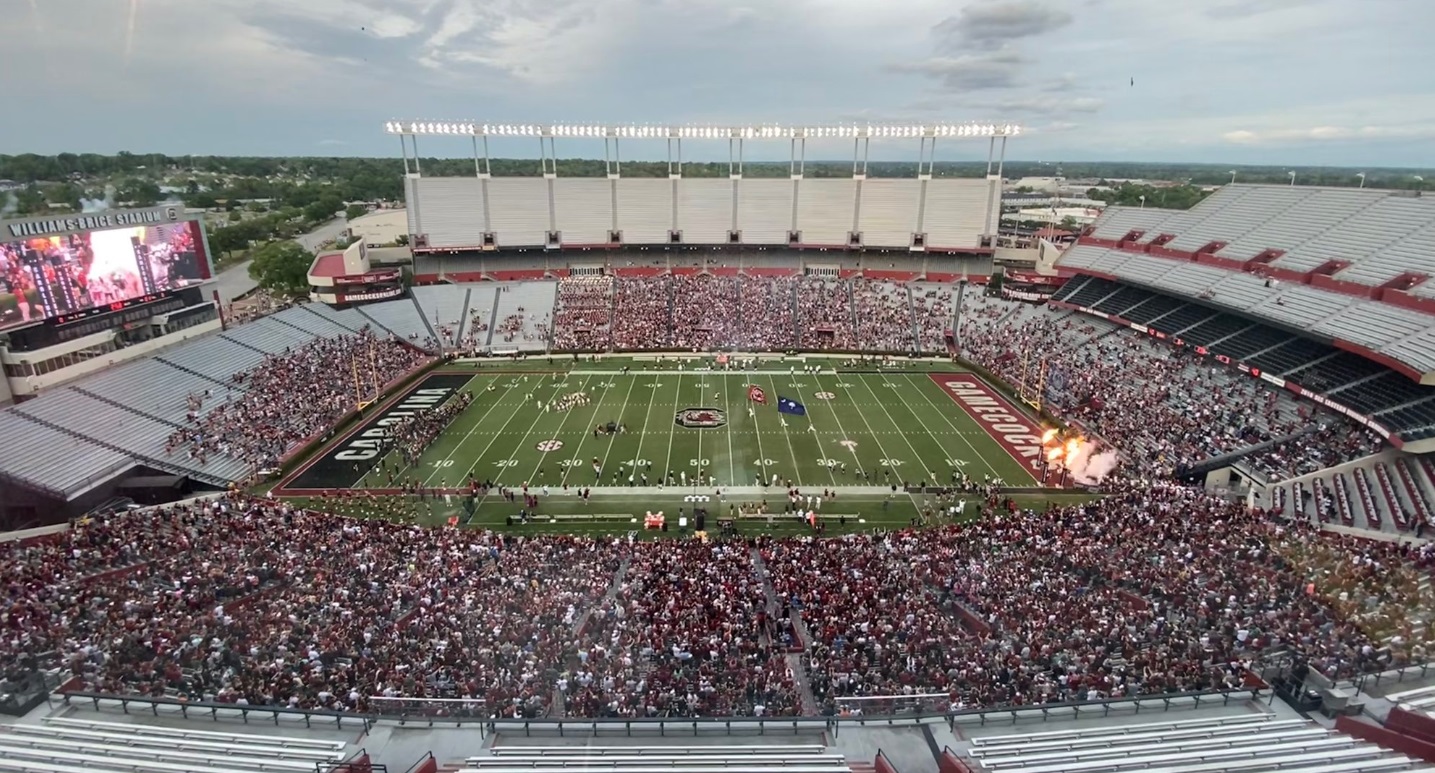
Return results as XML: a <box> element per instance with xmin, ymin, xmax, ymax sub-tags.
<box><xmin>2</xmin><ymin>117</ymin><xmax>1435</xmax><ymax>773</ymax></box>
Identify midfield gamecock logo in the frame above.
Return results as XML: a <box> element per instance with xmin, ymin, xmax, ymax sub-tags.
<box><xmin>675</xmin><ymin>407</ymin><xmax>728</xmax><ymax>429</ymax></box>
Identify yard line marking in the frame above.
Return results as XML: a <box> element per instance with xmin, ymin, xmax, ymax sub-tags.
<box><xmin>560</xmin><ymin>376</ymin><xmax>626</xmax><ymax>488</ymax></box>
<box><xmin>766</xmin><ymin>375</ymin><xmax>803</xmax><ymax>487</ymax></box>
<box><xmin>413</xmin><ymin>376</ymin><xmax>504</xmax><ymax>487</ymax></box>
<box><xmin>901</xmin><ymin>373</ymin><xmax>1039</xmax><ymax>484</ymax></box>
<box><xmin>722</xmin><ymin>373</ymin><xmax>737</xmax><ymax>488</ymax></box>
<box><xmin>854</xmin><ymin>374</ymin><xmax>932</xmax><ymax>485</ymax></box>
<box><xmin>458</xmin><ymin>379</ymin><xmax>555</xmax><ymax>486</ymax></box>
<box><xmin>838</xmin><ymin>375</ymin><xmax>906</xmax><ymax>484</ymax></box>
<box><xmin>662</xmin><ymin>372</ymin><xmax>683</xmax><ymax>484</ymax></box>
<box><xmin>810</xmin><ymin>372</ymin><xmax>866</xmax><ymax>476</ymax></box>
<box><xmin>787</xmin><ymin>371</ymin><xmax>837</xmax><ymax>487</ymax></box>
<box><xmin>593</xmin><ymin>374</ymin><xmax>640</xmax><ymax>486</ymax></box>
<box><xmin>745</xmin><ymin>375</ymin><xmax>770</xmax><ymax>487</ymax></box>
<box><xmin>521</xmin><ymin>374</ymin><xmax>596</xmax><ymax>487</ymax></box>
<box><xmin>628</xmin><ymin>374</ymin><xmax>664</xmax><ymax>482</ymax></box>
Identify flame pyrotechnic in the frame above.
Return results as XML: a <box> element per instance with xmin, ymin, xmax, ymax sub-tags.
<box><xmin>1040</xmin><ymin>429</ymin><xmax>1120</xmax><ymax>485</ymax></box>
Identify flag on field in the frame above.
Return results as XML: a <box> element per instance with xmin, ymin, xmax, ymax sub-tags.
<box><xmin>748</xmin><ymin>385</ymin><xmax>767</xmax><ymax>404</ymax></box>
<box><xmin>777</xmin><ymin>396</ymin><xmax>806</xmax><ymax>416</ymax></box>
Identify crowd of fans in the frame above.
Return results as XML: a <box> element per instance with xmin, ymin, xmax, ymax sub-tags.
<box><xmin>957</xmin><ymin>294</ymin><xmax>1383</xmax><ymax>481</ymax></box>
<box><xmin>164</xmin><ymin>329</ymin><xmax>430</xmax><ymax>469</ymax></box>
<box><xmin>571</xmin><ymin>540</ymin><xmax>799</xmax><ymax>717</ymax></box>
<box><xmin>4</xmin><ymin>488</ymin><xmax>1433</xmax><ymax>720</ymax></box>
<box><xmin>552</xmin><ymin>276</ymin><xmax>614</xmax><ymax>351</ymax></box>
<box><xmin>853</xmin><ymin>280</ymin><xmax>914</xmax><ymax>352</ymax></box>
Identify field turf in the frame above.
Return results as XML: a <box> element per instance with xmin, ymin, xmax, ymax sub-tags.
<box><xmin>276</xmin><ymin>358</ymin><xmax>1073</xmax><ymax>532</ymax></box>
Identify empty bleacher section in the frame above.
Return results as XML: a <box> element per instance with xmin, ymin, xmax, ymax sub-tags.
<box><xmin>488</xmin><ymin>178</ymin><xmax>552</xmax><ymax>247</ymax></box>
<box><xmin>553</xmin><ymin>178</ymin><xmax>614</xmax><ymax>244</ymax></box>
<box><xmin>797</xmin><ymin>179</ymin><xmax>857</xmax><ymax>245</ymax></box>
<box><xmin>0</xmin><ymin>411</ymin><xmax>132</xmax><ymax>497</ymax></box>
<box><xmin>678</xmin><ymin>179</ymin><xmax>735</xmax><ymax>244</ymax></box>
<box><xmin>410</xmin><ymin>177</ymin><xmax>487</xmax><ymax>249</ymax></box>
<box><xmin>491</xmin><ymin>282</ymin><xmax>557</xmax><ymax>350</ymax></box>
<box><xmin>412</xmin><ymin>284</ymin><xmax>472</xmax><ymax>346</ymax></box>
<box><xmin>617</xmin><ymin>179</ymin><xmax>673</xmax><ymax>244</ymax></box>
<box><xmin>1069</xmin><ymin>187</ymin><xmax>1435</xmax><ymax>382</ymax></box>
<box><xmin>1048</xmin><ymin>275</ymin><xmax>1435</xmax><ymax>443</ymax></box>
<box><xmin>0</xmin><ymin>715</ymin><xmax>348</xmax><ymax>773</ymax></box>
<box><xmin>955</xmin><ymin>713</ymin><xmax>1433</xmax><ymax>773</ymax></box>
<box><xmin>859</xmin><ymin>179</ymin><xmax>919</xmax><ymax>247</ymax></box>
<box><xmin>462</xmin><ymin>743</ymin><xmax>851</xmax><ymax>773</ymax></box>
<box><xmin>737</xmin><ymin>179</ymin><xmax>794</xmax><ymax>244</ymax></box>
<box><xmin>358</xmin><ymin>293</ymin><xmax>433</xmax><ymax>342</ymax></box>
<box><xmin>406</xmin><ymin>177</ymin><xmax>993</xmax><ymax>250</ymax></box>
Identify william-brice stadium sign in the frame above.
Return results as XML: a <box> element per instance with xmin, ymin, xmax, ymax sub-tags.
<box><xmin>4</xmin><ymin>206</ymin><xmax>185</xmax><ymax>239</ymax></box>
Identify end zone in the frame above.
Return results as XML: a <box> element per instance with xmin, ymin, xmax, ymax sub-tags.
<box><xmin>274</xmin><ymin>373</ymin><xmax>473</xmax><ymax>495</ymax></box>
<box><xmin>928</xmin><ymin>373</ymin><xmax>1048</xmax><ymax>485</ymax></box>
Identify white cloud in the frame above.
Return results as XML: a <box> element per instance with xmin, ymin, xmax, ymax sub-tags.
<box><xmin>887</xmin><ymin>49</ymin><xmax>1027</xmax><ymax>91</ymax></box>
<box><xmin>1223</xmin><ymin>125</ymin><xmax>1435</xmax><ymax>145</ymax></box>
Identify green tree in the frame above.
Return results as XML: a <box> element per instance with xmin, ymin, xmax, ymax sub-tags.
<box><xmin>118</xmin><ymin>178</ymin><xmax>162</xmax><ymax>207</ymax></box>
<box><xmin>247</xmin><ymin>241</ymin><xmax>313</xmax><ymax>296</ymax></box>
<box><xmin>304</xmin><ymin>192</ymin><xmax>344</xmax><ymax>223</ymax></box>
<box><xmin>345</xmin><ymin>203</ymin><xmax>368</xmax><ymax>220</ymax></box>
<box><xmin>15</xmin><ymin>185</ymin><xmax>47</xmax><ymax>215</ymax></box>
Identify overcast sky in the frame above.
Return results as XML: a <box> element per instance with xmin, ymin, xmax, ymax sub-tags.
<box><xmin>2</xmin><ymin>0</ymin><xmax>1431</xmax><ymax>166</ymax></box>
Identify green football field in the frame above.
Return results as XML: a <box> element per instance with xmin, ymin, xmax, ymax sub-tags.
<box><xmin>357</xmin><ymin>365</ymin><xmax>1039</xmax><ymax>493</ymax></box>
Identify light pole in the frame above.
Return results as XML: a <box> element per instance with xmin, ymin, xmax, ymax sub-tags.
<box><xmin>1357</xmin><ymin>172</ymin><xmax>1366</xmax><ymax>189</ymax></box>
<box><xmin>1288</xmin><ymin>171</ymin><xmax>1297</xmax><ymax>187</ymax></box>
<box><xmin>1229</xmin><ymin>170</ymin><xmax>1237</xmax><ymax>184</ymax></box>
<box><xmin>1139</xmin><ymin>194</ymin><xmax>1146</xmax><ymax>209</ymax></box>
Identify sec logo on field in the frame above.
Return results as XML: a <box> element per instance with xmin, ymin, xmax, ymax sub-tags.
<box><xmin>536</xmin><ymin>439</ymin><xmax>565</xmax><ymax>451</ymax></box>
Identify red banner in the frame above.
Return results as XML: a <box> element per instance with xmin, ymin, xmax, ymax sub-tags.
<box><xmin>748</xmin><ymin>385</ymin><xmax>767</xmax><ymax>404</ymax></box>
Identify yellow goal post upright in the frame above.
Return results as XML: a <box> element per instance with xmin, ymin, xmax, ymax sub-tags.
<box><xmin>1016</xmin><ymin>348</ymin><xmax>1048</xmax><ymax>412</ymax></box>
<box><xmin>352</xmin><ymin>339</ymin><xmax>382</xmax><ymax>411</ymax></box>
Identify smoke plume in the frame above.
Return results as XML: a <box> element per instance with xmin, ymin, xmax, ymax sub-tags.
<box><xmin>1065</xmin><ymin>441</ymin><xmax>1120</xmax><ymax>484</ymax></box>
<box><xmin>80</xmin><ymin>184</ymin><xmax>117</xmax><ymax>213</ymax></box>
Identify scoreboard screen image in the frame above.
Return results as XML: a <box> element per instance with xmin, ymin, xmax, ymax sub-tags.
<box><xmin>0</xmin><ymin>219</ymin><xmax>210</xmax><ymax>331</ymax></box>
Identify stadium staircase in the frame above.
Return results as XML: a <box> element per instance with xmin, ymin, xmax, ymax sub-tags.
<box><xmin>547</xmin><ymin>282</ymin><xmax>560</xmax><ymax>350</ymax></box>
<box><xmin>904</xmin><ymin>285</ymin><xmax>920</xmax><ymax>351</ymax></box>
<box><xmin>412</xmin><ymin>294</ymin><xmax>441</xmax><ymax>345</ymax></box>
<box><xmin>217</xmin><ymin>333</ymin><xmax>273</xmax><ymax>356</ymax></box>
<box><xmin>71</xmin><ymin>386</ymin><xmax>185</xmax><ymax>430</ymax></box>
<box><xmin>848</xmin><ymin>281</ymin><xmax>859</xmax><ymax>337</ymax></box>
<box><xmin>457</xmin><ymin>287</ymin><xmax>473</xmax><ymax>347</ymax></box>
<box><xmin>267</xmin><ymin>312</ymin><xmax>328</xmax><ymax>338</ymax></box>
<box><xmin>482</xmin><ymin>287</ymin><xmax>502</xmax><ymax>348</ymax></box>
<box><xmin>301</xmin><ymin>303</ymin><xmax>362</xmax><ymax>333</ymax></box>
<box><xmin>352</xmin><ymin>306</ymin><xmax>402</xmax><ymax>341</ymax></box>
<box><xmin>1181</xmin><ymin>425</ymin><xmax>1319</xmax><ymax>479</ymax></box>
<box><xmin>7</xmin><ymin>410</ymin><xmax>236</xmax><ymax>488</ymax></box>
<box><xmin>153</xmin><ymin>356</ymin><xmax>238</xmax><ymax>390</ymax></box>
<box><xmin>789</xmin><ymin>281</ymin><xmax>802</xmax><ymax>344</ymax></box>
<box><xmin>749</xmin><ymin>548</ymin><xmax>819</xmax><ymax>715</ymax></box>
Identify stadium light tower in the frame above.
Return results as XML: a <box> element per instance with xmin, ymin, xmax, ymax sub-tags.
<box><xmin>1357</xmin><ymin>172</ymin><xmax>1367</xmax><ymax>188</ymax></box>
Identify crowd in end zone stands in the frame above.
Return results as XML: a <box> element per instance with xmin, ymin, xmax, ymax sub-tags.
<box><xmin>956</xmin><ymin>293</ymin><xmax>1383</xmax><ymax>482</ymax></box>
<box><xmin>3</xmin><ymin>488</ymin><xmax>1432</xmax><ymax>718</ymax></box>
<box><xmin>164</xmin><ymin>329</ymin><xmax>429</xmax><ymax>470</ymax></box>
<box><xmin>554</xmin><ymin>275</ymin><xmax>1384</xmax><ymax>481</ymax></box>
